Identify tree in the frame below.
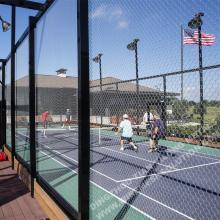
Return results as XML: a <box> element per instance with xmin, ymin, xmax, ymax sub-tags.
<box><xmin>193</xmin><ymin>103</ymin><xmax>207</xmax><ymax>114</ymax></box>
<box><xmin>172</xmin><ymin>99</ymin><xmax>189</xmax><ymax>119</ymax></box>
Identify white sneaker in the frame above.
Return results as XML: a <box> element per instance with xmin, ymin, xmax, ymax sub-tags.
<box><xmin>120</xmin><ymin>147</ymin><xmax>124</xmax><ymax>151</ymax></box>
<box><xmin>133</xmin><ymin>145</ymin><xmax>138</xmax><ymax>152</ymax></box>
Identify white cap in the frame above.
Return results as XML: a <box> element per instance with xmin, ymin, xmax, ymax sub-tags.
<box><xmin>123</xmin><ymin>114</ymin><xmax>129</xmax><ymax>119</ymax></box>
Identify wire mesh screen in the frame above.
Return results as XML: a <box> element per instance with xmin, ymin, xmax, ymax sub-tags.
<box><xmin>89</xmin><ymin>0</ymin><xmax>220</xmax><ymax>219</ymax></box>
<box><xmin>35</xmin><ymin>0</ymin><xmax>78</xmax><ymax>212</ymax></box>
<box><xmin>15</xmin><ymin>37</ymin><xmax>30</xmax><ymax>164</ymax></box>
<box><xmin>5</xmin><ymin>59</ymin><xmax>11</xmax><ymax>148</ymax></box>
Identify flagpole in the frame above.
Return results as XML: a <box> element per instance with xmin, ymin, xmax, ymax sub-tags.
<box><xmin>198</xmin><ymin>25</ymin><xmax>204</xmax><ymax>142</ymax></box>
<box><xmin>181</xmin><ymin>25</ymin><xmax>184</xmax><ymax>101</ymax></box>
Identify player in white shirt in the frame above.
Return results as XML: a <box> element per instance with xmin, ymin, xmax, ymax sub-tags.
<box><xmin>143</xmin><ymin>111</ymin><xmax>153</xmax><ymax>135</ymax></box>
<box><xmin>117</xmin><ymin>114</ymin><xmax>138</xmax><ymax>151</ymax></box>
<box><xmin>143</xmin><ymin>111</ymin><xmax>153</xmax><ymax>124</ymax></box>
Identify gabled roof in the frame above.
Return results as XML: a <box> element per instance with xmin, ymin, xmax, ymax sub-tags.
<box><xmin>13</xmin><ymin>74</ymin><xmax>178</xmax><ymax>95</ymax></box>
<box><xmin>15</xmin><ymin>74</ymin><xmax>78</xmax><ymax>88</ymax></box>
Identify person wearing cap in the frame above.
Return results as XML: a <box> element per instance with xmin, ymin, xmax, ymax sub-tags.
<box><xmin>62</xmin><ymin>109</ymin><xmax>71</xmax><ymax>129</ymax></box>
<box><xmin>149</xmin><ymin>112</ymin><xmax>165</xmax><ymax>152</ymax></box>
<box><xmin>41</xmin><ymin>111</ymin><xmax>49</xmax><ymax>137</ymax></box>
<box><xmin>117</xmin><ymin>114</ymin><xmax>138</xmax><ymax>151</ymax></box>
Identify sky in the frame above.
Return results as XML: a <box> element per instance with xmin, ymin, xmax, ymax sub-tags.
<box><xmin>0</xmin><ymin>0</ymin><xmax>220</xmax><ymax>101</ymax></box>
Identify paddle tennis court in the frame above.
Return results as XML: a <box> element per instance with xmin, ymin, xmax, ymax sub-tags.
<box><xmin>15</xmin><ymin>127</ymin><xmax>220</xmax><ymax>220</ymax></box>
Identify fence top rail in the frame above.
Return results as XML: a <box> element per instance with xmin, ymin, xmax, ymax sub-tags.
<box><xmin>5</xmin><ymin>0</ymin><xmax>55</xmax><ymax>64</ymax></box>
<box><xmin>90</xmin><ymin>64</ymin><xmax>220</xmax><ymax>88</ymax></box>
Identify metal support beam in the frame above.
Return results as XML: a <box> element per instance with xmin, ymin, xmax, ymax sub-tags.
<box><xmin>11</xmin><ymin>6</ymin><xmax>16</xmax><ymax>169</ymax></box>
<box><xmin>162</xmin><ymin>76</ymin><xmax>167</xmax><ymax>132</ymax></box>
<box><xmin>198</xmin><ymin>25</ymin><xmax>204</xmax><ymax>145</ymax></box>
<box><xmin>5</xmin><ymin>0</ymin><xmax>55</xmax><ymax>64</ymax></box>
<box><xmin>99</xmin><ymin>56</ymin><xmax>103</xmax><ymax>127</ymax></box>
<box><xmin>2</xmin><ymin>61</ymin><xmax>6</xmax><ymax>148</ymax></box>
<box><xmin>0</xmin><ymin>0</ymin><xmax>44</xmax><ymax>11</ymax></box>
<box><xmin>77</xmin><ymin>0</ymin><xmax>90</xmax><ymax>219</ymax></box>
<box><xmin>29</xmin><ymin>16</ymin><xmax>36</xmax><ymax>198</ymax></box>
<box><xmin>135</xmin><ymin>43</ymin><xmax>140</xmax><ymax>130</ymax></box>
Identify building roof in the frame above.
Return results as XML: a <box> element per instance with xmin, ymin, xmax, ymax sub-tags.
<box><xmin>15</xmin><ymin>74</ymin><xmax>78</xmax><ymax>88</ymax></box>
<box><xmin>13</xmin><ymin>74</ymin><xmax>178</xmax><ymax>95</ymax></box>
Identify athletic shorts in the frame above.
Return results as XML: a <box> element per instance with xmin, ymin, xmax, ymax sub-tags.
<box><xmin>42</xmin><ymin>121</ymin><xmax>47</xmax><ymax>128</ymax></box>
<box><xmin>151</xmin><ymin>134</ymin><xmax>164</xmax><ymax>141</ymax></box>
<box><xmin>121</xmin><ymin>136</ymin><xmax>132</xmax><ymax>142</ymax></box>
<box><xmin>65</xmin><ymin>118</ymin><xmax>70</xmax><ymax>123</ymax></box>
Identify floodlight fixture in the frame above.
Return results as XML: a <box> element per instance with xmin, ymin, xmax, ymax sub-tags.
<box><xmin>188</xmin><ymin>12</ymin><xmax>204</xmax><ymax>29</ymax></box>
<box><xmin>92</xmin><ymin>53</ymin><xmax>103</xmax><ymax>63</ymax></box>
<box><xmin>0</xmin><ymin>16</ymin><xmax>11</xmax><ymax>32</ymax></box>
<box><xmin>127</xmin><ymin>38</ymin><xmax>139</xmax><ymax>51</ymax></box>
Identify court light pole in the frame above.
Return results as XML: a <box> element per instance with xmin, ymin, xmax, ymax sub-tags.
<box><xmin>93</xmin><ymin>53</ymin><xmax>103</xmax><ymax>127</ymax></box>
<box><xmin>127</xmin><ymin>38</ymin><xmax>140</xmax><ymax>128</ymax></box>
<box><xmin>188</xmin><ymin>12</ymin><xmax>204</xmax><ymax>143</ymax></box>
<box><xmin>0</xmin><ymin>16</ymin><xmax>11</xmax><ymax>32</ymax></box>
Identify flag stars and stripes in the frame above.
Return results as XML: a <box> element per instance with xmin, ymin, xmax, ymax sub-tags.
<box><xmin>183</xmin><ymin>29</ymin><xmax>215</xmax><ymax>46</ymax></box>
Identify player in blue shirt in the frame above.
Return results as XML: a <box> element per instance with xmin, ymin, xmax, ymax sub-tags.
<box><xmin>149</xmin><ymin>113</ymin><xmax>165</xmax><ymax>152</ymax></box>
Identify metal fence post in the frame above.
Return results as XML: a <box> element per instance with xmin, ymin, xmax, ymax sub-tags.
<box><xmin>198</xmin><ymin>25</ymin><xmax>204</xmax><ymax>144</ymax></box>
<box><xmin>11</xmin><ymin>6</ymin><xmax>16</xmax><ymax>169</ymax></box>
<box><xmin>2</xmin><ymin>61</ymin><xmax>6</xmax><ymax>148</ymax></box>
<box><xmin>77</xmin><ymin>0</ymin><xmax>90</xmax><ymax>219</ymax></box>
<box><xmin>162</xmin><ymin>76</ymin><xmax>167</xmax><ymax>132</ymax></box>
<box><xmin>29</xmin><ymin>16</ymin><xmax>36</xmax><ymax>198</ymax></box>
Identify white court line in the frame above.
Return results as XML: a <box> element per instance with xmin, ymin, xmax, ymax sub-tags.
<box><xmin>159</xmin><ymin>142</ymin><xmax>220</xmax><ymax>159</ymax></box>
<box><xmin>61</xmin><ymin>134</ymin><xmax>175</xmax><ymax>169</ymax></box>
<box><xmin>39</xmin><ymin>150</ymin><xmax>155</xmax><ymax>220</ymax></box>
<box><xmin>98</xmin><ymin>146</ymin><xmax>175</xmax><ymax>169</ymax></box>
<box><xmin>123</xmin><ymin>184</ymin><xmax>194</xmax><ymax>220</ymax></box>
<box><xmin>118</xmin><ymin>161</ymin><xmax>220</xmax><ymax>183</ymax></box>
<box><xmin>36</xmin><ymin>128</ymin><xmax>77</xmax><ymax>131</ymax></box>
<box><xmin>41</xmin><ymin>144</ymin><xmax>120</xmax><ymax>183</ymax></box>
<box><xmin>14</xmin><ymin>132</ymin><xmax>212</xmax><ymax>219</ymax></box>
<box><xmin>59</xmin><ymin>133</ymin><xmax>220</xmax><ymax>160</ymax></box>
<box><xmin>18</xmin><ymin>131</ymin><xmax>220</xmax><ymax>183</ymax></box>
<box><xmin>17</xmin><ymin>131</ymin><xmax>175</xmax><ymax>171</ymax></box>
<box><xmin>164</xmin><ymin>147</ymin><xmax>220</xmax><ymax>161</ymax></box>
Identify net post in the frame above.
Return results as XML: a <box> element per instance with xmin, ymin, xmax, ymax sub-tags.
<box><xmin>99</xmin><ymin>127</ymin><xmax>101</xmax><ymax>145</ymax></box>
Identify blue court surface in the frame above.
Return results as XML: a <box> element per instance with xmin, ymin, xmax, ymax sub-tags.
<box><xmin>16</xmin><ymin>128</ymin><xmax>220</xmax><ymax>220</ymax></box>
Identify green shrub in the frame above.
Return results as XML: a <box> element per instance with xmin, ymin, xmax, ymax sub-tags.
<box><xmin>167</xmin><ymin>124</ymin><xmax>199</xmax><ymax>137</ymax></box>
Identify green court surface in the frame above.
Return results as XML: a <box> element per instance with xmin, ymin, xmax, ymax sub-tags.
<box><xmin>11</xmin><ymin>130</ymin><xmax>220</xmax><ymax>219</ymax></box>
<box><xmin>37</xmin><ymin>151</ymin><xmax>149</xmax><ymax>220</ymax></box>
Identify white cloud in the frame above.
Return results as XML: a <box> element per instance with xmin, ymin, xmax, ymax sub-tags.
<box><xmin>90</xmin><ymin>5</ymin><xmax>108</xmax><ymax>18</ymax></box>
<box><xmin>109</xmin><ymin>8</ymin><xmax>123</xmax><ymax>20</ymax></box>
<box><xmin>117</xmin><ymin>21</ymin><xmax>129</xmax><ymax>29</ymax></box>
<box><xmin>91</xmin><ymin>5</ymin><xmax>129</xmax><ymax>30</ymax></box>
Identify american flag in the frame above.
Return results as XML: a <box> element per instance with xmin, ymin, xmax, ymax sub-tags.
<box><xmin>183</xmin><ymin>29</ymin><xmax>215</xmax><ymax>46</ymax></box>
